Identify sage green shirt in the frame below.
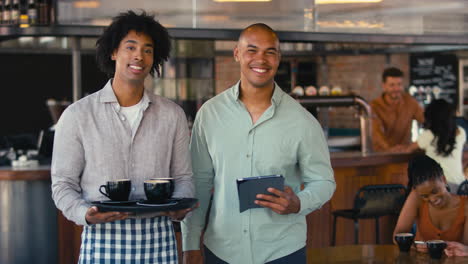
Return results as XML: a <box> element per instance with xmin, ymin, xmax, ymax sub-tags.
<box><xmin>181</xmin><ymin>82</ymin><xmax>335</xmax><ymax>264</ymax></box>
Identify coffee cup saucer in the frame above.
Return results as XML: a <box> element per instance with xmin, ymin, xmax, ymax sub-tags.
<box><xmin>100</xmin><ymin>200</ymin><xmax>138</xmax><ymax>205</ymax></box>
<box><xmin>137</xmin><ymin>199</ymin><xmax>178</xmax><ymax>207</ymax></box>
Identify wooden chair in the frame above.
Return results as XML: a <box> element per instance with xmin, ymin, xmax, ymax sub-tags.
<box><xmin>331</xmin><ymin>184</ymin><xmax>407</xmax><ymax>245</ymax></box>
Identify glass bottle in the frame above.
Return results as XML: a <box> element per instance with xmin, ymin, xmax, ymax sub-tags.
<box><xmin>37</xmin><ymin>0</ymin><xmax>47</xmax><ymax>25</ymax></box>
<box><xmin>0</xmin><ymin>0</ymin><xmax>4</xmax><ymax>25</ymax></box>
<box><xmin>11</xmin><ymin>0</ymin><xmax>18</xmax><ymax>25</ymax></box>
<box><xmin>19</xmin><ymin>0</ymin><xmax>28</xmax><ymax>27</ymax></box>
<box><xmin>3</xmin><ymin>0</ymin><xmax>11</xmax><ymax>25</ymax></box>
<box><xmin>27</xmin><ymin>0</ymin><xmax>35</xmax><ymax>25</ymax></box>
<box><xmin>47</xmin><ymin>0</ymin><xmax>54</xmax><ymax>24</ymax></box>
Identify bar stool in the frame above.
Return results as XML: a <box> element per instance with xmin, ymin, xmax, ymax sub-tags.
<box><xmin>331</xmin><ymin>184</ymin><xmax>407</xmax><ymax>245</ymax></box>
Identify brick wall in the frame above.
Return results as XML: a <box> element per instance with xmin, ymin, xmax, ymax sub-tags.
<box><xmin>215</xmin><ymin>56</ymin><xmax>239</xmax><ymax>94</ymax></box>
<box><xmin>317</xmin><ymin>54</ymin><xmax>409</xmax><ymax>102</ymax></box>
<box><xmin>317</xmin><ymin>53</ymin><xmax>409</xmax><ymax>129</ymax></box>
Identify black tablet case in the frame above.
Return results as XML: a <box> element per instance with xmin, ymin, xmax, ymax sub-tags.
<box><xmin>236</xmin><ymin>175</ymin><xmax>284</xmax><ymax>213</ymax></box>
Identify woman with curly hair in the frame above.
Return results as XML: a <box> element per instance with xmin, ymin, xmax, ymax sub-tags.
<box><xmin>406</xmin><ymin>99</ymin><xmax>466</xmax><ymax>193</ymax></box>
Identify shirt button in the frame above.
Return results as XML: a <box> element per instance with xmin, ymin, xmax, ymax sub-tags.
<box><xmin>246</xmin><ymin>154</ymin><xmax>250</xmax><ymax>158</ymax></box>
<box><xmin>121</xmin><ymin>116</ymin><xmax>125</xmax><ymax>121</ymax></box>
<box><xmin>132</xmin><ymin>187</ymin><xmax>136</xmax><ymax>191</ymax></box>
<box><xmin>243</xmin><ymin>230</ymin><xmax>248</xmax><ymax>233</ymax></box>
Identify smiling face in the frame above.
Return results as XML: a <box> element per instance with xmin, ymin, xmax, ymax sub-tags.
<box><xmin>233</xmin><ymin>27</ymin><xmax>281</xmax><ymax>90</ymax></box>
<box><xmin>111</xmin><ymin>30</ymin><xmax>154</xmax><ymax>86</ymax></box>
<box><xmin>383</xmin><ymin>76</ymin><xmax>404</xmax><ymax>102</ymax></box>
<box><xmin>414</xmin><ymin>178</ymin><xmax>450</xmax><ymax>209</ymax></box>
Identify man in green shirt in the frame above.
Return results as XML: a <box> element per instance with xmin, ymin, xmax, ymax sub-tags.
<box><xmin>181</xmin><ymin>23</ymin><xmax>335</xmax><ymax>264</ymax></box>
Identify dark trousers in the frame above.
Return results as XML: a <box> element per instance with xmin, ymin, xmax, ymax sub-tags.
<box><xmin>204</xmin><ymin>245</ymin><xmax>306</xmax><ymax>264</ymax></box>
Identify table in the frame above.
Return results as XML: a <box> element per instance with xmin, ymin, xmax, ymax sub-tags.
<box><xmin>307</xmin><ymin>244</ymin><xmax>468</xmax><ymax>263</ymax></box>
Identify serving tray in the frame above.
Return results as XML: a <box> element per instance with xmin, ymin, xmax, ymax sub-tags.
<box><xmin>91</xmin><ymin>198</ymin><xmax>198</xmax><ymax>213</ymax></box>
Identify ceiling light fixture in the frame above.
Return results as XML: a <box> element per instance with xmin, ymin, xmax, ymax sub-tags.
<box><xmin>316</xmin><ymin>0</ymin><xmax>382</xmax><ymax>4</ymax></box>
<box><xmin>214</xmin><ymin>0</ymin><xmax>271</xmax><ymax>2</ymax></box>
<box><xmin>202</xmin><ymin>15</ymin><xmax>230</xmax><ymax>22</ymax></box>
<box><xmin>74</xmin><ymin>1</ymin><xmax>101</xmax><ymax>8</ymax></box>
<box><xmin>318</xmin><ymin>20</ymin><xmax>384</xmax><ymax>28</ymax></box>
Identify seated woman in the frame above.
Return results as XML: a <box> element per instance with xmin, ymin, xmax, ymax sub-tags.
<box><xmin>393</xmin><ymin>155</ymin><xmax>468</xmax><ymax>252</ymax></box>
<box><xmin>445</xmin><ymin>241</ymin><xmax>468</xmax><ymax>256</ymax></box>
<box><xmin>406</xmin><ymin>99</ymin><xmax>466</xmax><ymax>193</ymax></box>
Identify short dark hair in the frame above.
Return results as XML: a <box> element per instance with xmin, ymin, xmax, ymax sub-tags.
<box><xmin>382</xmin><ymin>67</ymin><xmax>403</xmax><ymax>83</ymax></box>
<box><xmin>96</xmin><ymin>10</ymin><xmax>171</xmax><ymax>78</ymax></box>
<box><xmin>407</xmin><ymin>155</ymin><xmax>444</xmax><ymax>190</ymax></box>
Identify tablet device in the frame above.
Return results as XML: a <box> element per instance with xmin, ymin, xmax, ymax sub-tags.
<box><xmin>236</xmin><ymin>175</ymin><xmax>284</xmax><ymax>213</ymax></box>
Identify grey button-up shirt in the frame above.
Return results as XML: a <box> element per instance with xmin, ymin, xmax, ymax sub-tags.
<box><xmin>51</xmin><ymin>80</ymin><xmax>193</xmax><ymax>226</ymax></box>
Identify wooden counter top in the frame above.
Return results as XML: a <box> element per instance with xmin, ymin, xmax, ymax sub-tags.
<box><xmin>0</xmin><ymin>165</ymin><xmax>51</xmax><ymax>181</ymax></box>
<box><xmin>1</xmin><ymin>150</ymin><xmax>464</xmax><ymax>181</ymax></box>
<box><xmin>330</xmin><ymin>149</ymin><xmax>468</xmax><ymax>168</ymax></box>
<box><xmin>0</xmin><ymin>151</ymin><xmax>431</xmax><ymax>181</ymax></box>
<box><xmin>330</xmin><ymin>151</ymin><xmax>416</xmax><ymax>168</ymax></box>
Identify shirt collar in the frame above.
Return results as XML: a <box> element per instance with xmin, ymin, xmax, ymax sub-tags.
<box><xmin>231</xmin><ymin>81</ymin><xmax>284</xmax><ymax>106</ymax></box>
<box><xmin>99</xmin><ymin>79</ymin><xmax>152</xmax><ymax>111</ymax></box>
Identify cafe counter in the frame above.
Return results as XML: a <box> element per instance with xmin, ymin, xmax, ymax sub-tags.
<box><xmin>0</xmin><ymin>166</ymin><xmax>58</xmax><ymax>264</ymax></box>
<box><xmin>2</xmin><ymin>151</ymin><xmax>465</xmax><ymax>264</ymax></box>
<box><xmin>305</xmin><ymin>151</ymin><xmax>416</xmax><ymax>248</ymax></box>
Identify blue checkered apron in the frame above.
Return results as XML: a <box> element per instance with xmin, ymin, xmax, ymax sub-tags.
<box><xmin>78</xmin><ymin>216</ymin><xmax>177</xmax><ymax>264</ymax></box>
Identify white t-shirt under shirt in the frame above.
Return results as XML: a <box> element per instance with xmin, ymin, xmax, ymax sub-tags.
<box><xmin>417</xmin><ymin>126</ymin><xmax>466</xmax><ymax>192</ymax></box>
<box><xmin>120</xmin><ymin>99</ymin><xmax>143</xmax><ymax>137</ymax></box>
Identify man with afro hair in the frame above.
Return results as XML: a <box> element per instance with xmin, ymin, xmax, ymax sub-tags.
<box><xmin>51</xmin><ymin>10</ymin><xmax>194</xmax><ymax>263</ymax></box>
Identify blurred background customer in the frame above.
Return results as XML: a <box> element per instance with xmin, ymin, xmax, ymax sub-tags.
<box><xmin>371</xmin><ymin>67</ymin><xmax>424</xmax><ymax>152</ymax></box>
<box><xmin>406</xmin><ymin>99</ymin><xmax>466</xmax><ymax>193</ymax></box>
<box><xmin>445</xmin><ymin>241</ymin><xmax>468</xmax><ymax>257</ymax></box>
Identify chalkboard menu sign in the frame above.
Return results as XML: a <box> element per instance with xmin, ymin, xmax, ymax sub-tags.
<box><xmin>409</xmin><ymin>53</ymin><xmax>459</xmax><ymax>107</ymax></box>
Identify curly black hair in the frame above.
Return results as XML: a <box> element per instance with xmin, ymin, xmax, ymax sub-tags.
<box><xmin>423</xmin><ymin>99</ymin><xmax>456</xmax><ymax>157</ymax></box>
<box><xmin>407</xmin><ymin>154</ymin><xmax>444</xmax><ymax>190</ymax></box>
<box><xmin>95</xmin><ymin>10</ymin><xmax>171</xmax><ymax>78</ymax></box>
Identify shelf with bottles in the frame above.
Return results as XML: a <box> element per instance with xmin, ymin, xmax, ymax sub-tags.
<box><xmin>0</xmin><ymin>0</ymin><xmax>55</xmax><ymax>28</ymax></box>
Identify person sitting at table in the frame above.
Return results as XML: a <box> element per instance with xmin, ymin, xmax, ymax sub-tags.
<box><xmin>393</xmin><ymin>155</ymin><xmax>468</xmax><ymax>252</ymax></box>
<box><xmin>445</xmin><ymin>241</ymin><xmax>468</xmax><ymax>257</ymax></box>
<box><xmin>405</xmin><ymin>99</ymin><xmax>467</xmax><ymax>193</ymax></box>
